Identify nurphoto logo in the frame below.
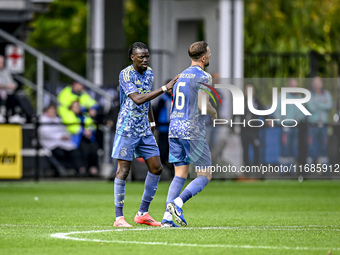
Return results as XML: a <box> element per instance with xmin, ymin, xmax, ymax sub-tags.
<box><xmin>201</xmin><ymin>83</ymin><xmax>312</xmax><ymax>128</ymax></box>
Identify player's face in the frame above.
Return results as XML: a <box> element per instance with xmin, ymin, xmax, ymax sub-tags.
<box><xmin>131</xmin><ymin>48</ymin><xmax>150</xmax><ymax>74</ymax></box>
<box><xmin>202</xmin><ymin>46</ymin><xmax>211</xmax><ymax>67</ymax></box>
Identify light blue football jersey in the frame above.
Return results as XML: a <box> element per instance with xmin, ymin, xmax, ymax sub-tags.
<box><xmin>116</xmin><ymin>65</ymin><xmax>153</xmax><ymax>137</ymax></box>
<box><xmin>169</xmin><ymin>65</ymin><xmax>212</xmax><ymax>140</ymax></box>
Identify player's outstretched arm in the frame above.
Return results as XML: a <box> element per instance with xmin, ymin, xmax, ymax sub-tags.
<box><xmin>129</xmin><ymin>75</ymin><xmax>179</xmax><ymax>106</ymax></box>
<box><xmin>198</xmin><ymin>91</ymin><xmax>218</xmax><ymax>120</ymax></box>
<box><xmin>148</xmin><ymin>102</ymin><xmax>156</xmax><ymax>133</ymax></box>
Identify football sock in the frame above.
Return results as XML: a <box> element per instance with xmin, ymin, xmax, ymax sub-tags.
<box><xmin>163</xmin><ymin>211</ymin><xmax>172</xmax><ymax>221</ymax></box>
<box><xmin>139</xmin><ymin>172</ymin><xmax>161</xmax><ymax>213</ymax></box>
<box><xmin>137</xmin><ymin>211</ymin><xmax>147</xmax><ymax>217</ymax></box>
<box><xmin>114</xmin><ymin>178</ymin><xmax>126</xmax><ymax>219</ymax></box>
<box><xmin>178</xmin><ymin>175</ymin><xmax>209</xmax><ymax>206</ymax></box>
<box><xmin>163</xmin><ymin>175</ymin><xmax>186</xmax><ymax>220</ymax></box>
<box><xmin>173</xmin><ymin>197</ymin><xmax>183</xmax><ymax>208</ymax></box>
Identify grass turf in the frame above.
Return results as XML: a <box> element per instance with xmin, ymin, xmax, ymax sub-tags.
<box><xmin>0</xmin><ymin>180</ymin><xmax>339</xmax><ymax>255</ymax></box>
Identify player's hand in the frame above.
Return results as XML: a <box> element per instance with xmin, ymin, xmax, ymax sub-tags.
<box><xmin>151</xmin><ymin>126</ymin><xmax>155</xmax><ymax>134</ymax></box>
<box><xmin>165</xmin><ymin>74</ymin><xmax>180</xmax><ymax>90</ymax></box>
<box><xmin>211</xmin><ymin>109</ymin><xmax>218</xmax><ymax>121</ymax></box>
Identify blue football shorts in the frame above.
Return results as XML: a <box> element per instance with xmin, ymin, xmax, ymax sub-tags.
<box><xmin>169</xmin><ymin>138</ymin><xmax>212</xmax><ymax>167</ymax></box>
<box><xmin>111</xmin><ymin>133</ymin><xmax>160</xmax><ymax>161</ymax></box>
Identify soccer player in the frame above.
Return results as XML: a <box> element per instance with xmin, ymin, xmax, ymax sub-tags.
<box><xmin>112</xmin><ymin>42</ymin><xmax>178</xmax><ymax>227</ymax></box>
<box><xmin>161</xmin><ymin>41</ymin><xmax>217</xmax><ymax>227</ymax></box>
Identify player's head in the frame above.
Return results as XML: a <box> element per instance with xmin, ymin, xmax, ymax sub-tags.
<box><xmin>188</xmin><ymin>41</ymin><xmax>211</xmax><ymax>67</ymax></box>
<box><xmin>128</xmin><ymin>42</ymin><xmax>150</xmax><ymax>73</ymax></box>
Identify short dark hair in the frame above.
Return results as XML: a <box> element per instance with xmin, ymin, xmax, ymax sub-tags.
<box><xmin>188</xmin><ymin>41</ymin><xmax>208</xmax><ymax>60</ymax></box>
<box><xmin>128</xmin><ymin>42</ymin><xmax>148</xmax><ymax>61</ymax></box>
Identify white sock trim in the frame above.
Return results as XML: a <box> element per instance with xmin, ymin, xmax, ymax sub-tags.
<box><xmin>115</xmin><ymin>216</ymin><xmax>124</xmax><ymax>221</ymax></box>
<box><xmin>163</xmin><ymin>211</ymin><xmax>172</xmax><ymax>221</ymax></box>
<box><xmin>138</xmin><ymin>211</ymin><xmax>147</xmax><ymax>216</ymax></box>
<box><xmin>174</xmin><ymin>197</ymin><xmax>183</xmax><ymax>208</ymax></box>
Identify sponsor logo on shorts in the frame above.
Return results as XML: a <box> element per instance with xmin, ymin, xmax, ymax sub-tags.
<box><xmin>120</xmin><ymin>147</ymin><xmax>127</xmax><ymax>157</ymax></box>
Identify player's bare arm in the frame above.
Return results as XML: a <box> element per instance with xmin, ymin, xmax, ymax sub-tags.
<box><xmin>128</xmin><ymin>75</ymin><xmax>179</xmax><ymax>106</ymax></box>
<box><xmin>148</xmin><ymin>102</ymin><xmax>156</xmax><ymax>133</ymax></box>
<box><xmin>198</xmin><ymin>91</ymin><xmax>218</xmax><ymax>120</ymax></box>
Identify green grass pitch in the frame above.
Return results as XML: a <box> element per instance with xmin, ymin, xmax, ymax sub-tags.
<box><xmin>0</xmin><ymin>180</ymin><xmax>339</xmax><ymax>255</ymax></box>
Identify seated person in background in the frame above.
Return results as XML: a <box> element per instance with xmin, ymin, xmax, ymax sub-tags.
<box><xmin>61</xmin><ymin>100</ymin><xmax>99</xmax><ymax>176</ymax></box>
<box><xmin>57</xmin><ymin>80</ymin><xmax>98</xmax><ymax>119</ymax></box>
<box><xmin>38</xmin><ymin>104</ymin><xmax>86</xmax><ymax>176</ymax></box>
<box><xmin>0</xmin><ymin>55</ymin><xmax>18</xmax><ymax>123</ymax></box>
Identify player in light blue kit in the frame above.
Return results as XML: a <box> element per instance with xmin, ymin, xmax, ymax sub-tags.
<box><xmin>161</xmin><ymin>41</ymin><xmax>217</xmax><ymax>227</ymax></box>
<box><xmin>112</xmin><ymin>42</ymin><xmax>178</xmax><ymax>227</ymax></box>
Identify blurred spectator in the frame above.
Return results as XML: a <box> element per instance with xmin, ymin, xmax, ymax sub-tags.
<box><xmin>275</xmin><ymin>79</ymin><xmax>306</xmax><ymax>166</ymax></box>
<box><xmin>205</xmin><ymin>72</ymin><xmax>221</xmax><ymax>148</ymax></box>
<box><xmin>57</xmin><ymin>80</ymin><xmax>98</xmax><ymax>119</ymax></box>
<box><xmin>38</xmin><ymin>104</ymin><xmax>86</xmax><ymax>176</ymax></box>
<box><xmin>0</xmin><ymin>54</ymin><xmax>20</xmax><ymax>123</ymax></box>
<box><xmin>306</xmin><ymin>77</ymin><xmax>333</xmax><ymax>164</ymax></box>
<box><xmin>61</xmin><ymin>101</ymin><xmax>99</xmax><ymax>176</ymax></box>
<box><xmin>235</xmin><ymin>82</ymin><xmax>265</xmax><ymax>166</ymax></box>
<box><xmin>154</xmin><ymin>82</ymin><xmax>172</xmax><ymax>165</ymax></box>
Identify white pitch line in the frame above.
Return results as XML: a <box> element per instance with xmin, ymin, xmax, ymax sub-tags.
<box><xmin>2</xmin><ymin>224</ymin><xmax>340</xmax><ymax>230</ymax></box>
<box><xmin>0</xmin><ymin>224</ymin><xmax>108</xmax><ymax>228</ymax></box>
<box><xmin>50</xmin><ymin>228</ymin><xmax>340</xmax><ymax>251</ymax></box>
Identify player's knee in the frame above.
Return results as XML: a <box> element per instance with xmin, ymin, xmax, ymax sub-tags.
<box><xmin>198</xmin><ymin>172</ymin><xmax>212</xmax><ymax>182</ymax></box>
<box><xmin>150</xmin><ymin>164</ymin><xmax>162</xmax><ymax>175</ymax></box>
<box><xmin>116</xmin><ymin>165</ymin><xmax>130</xmax><ymax>180</ymax></box>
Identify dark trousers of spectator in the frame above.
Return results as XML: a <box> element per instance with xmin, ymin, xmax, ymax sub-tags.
<box><xmin>241</xmin><ymin>130</ymin><xmax>260</xmax><ymax>166</ymax></box>
<box><xmin>52</xmin><ymin>147</ymin><xmax>84</xmax><ymax>173</ymax></box>
<box><xmin>1</xmin><ymin>93</ymin><xmax>34</xmax><ymax>122</ymax></box>
<box><xmin>307</xmin><ymin>126</ymin><xmax>329</xmax><ymax>163</ymax></box>
<box><xmin>79</xmin><ymin>137</ymin><xmax>99</xmax><ymax>170</ymax></box>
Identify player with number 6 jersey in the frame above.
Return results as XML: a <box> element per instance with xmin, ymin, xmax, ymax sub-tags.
<box><xmin>161</xmin><ymin>41</ymin><xmax>218</xmax><ymax>228</ymax></box>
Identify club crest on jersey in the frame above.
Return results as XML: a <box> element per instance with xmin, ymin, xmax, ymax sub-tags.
<box><xmin>120</xmin><ymin>147</ymin><xmax>127</xmax><ymax>157</ymax></box>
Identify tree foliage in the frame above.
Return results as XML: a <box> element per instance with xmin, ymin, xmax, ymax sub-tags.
<box><xmin>124</xmin><ymin>0</ymin><xmax>149</xmax><ymax>48</ymax></box>
<box><xmin>245</xmin><ymin>0</ymin><xmax>340</xmax><ymax>53</ymax></box>
<box><xmin>26</xmin><ymin>0</ymin><xmax>87</xmax><ymax>78</ymax></box>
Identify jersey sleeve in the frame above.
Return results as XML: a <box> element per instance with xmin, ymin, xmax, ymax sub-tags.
<box><xmin>197</xmin><ymin>72</ymin><xmax>212</xmax><ymax>93</ymax></box>
<box><xmin>119</xmin><ymin>70</ymin><xmax>139</xmax><ymax>96</ymax></box>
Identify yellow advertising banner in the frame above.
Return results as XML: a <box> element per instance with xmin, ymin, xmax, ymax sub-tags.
<box><xmin>0</xmin><ymin>125</ymin><xmax>22</xmax><ymax>179</ymax></box>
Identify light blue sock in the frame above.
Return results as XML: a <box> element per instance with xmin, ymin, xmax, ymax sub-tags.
<box><xmin>165</xmin><ymin>175</ymin><xmax>186</xmax><ymax>211</ymax></box>
<box><xmin>114</xmin><ymin>178</ymin><xmax>126</xmax><ymax>218</ymax></box>
<box><xmin>179</xmin><ymin>175</ymin><xmax>209</xmax><ymax>204</ymax></box>
<box><xmin>139</xmin><ymin>172</ymin><xmax>161</xmax><ymax>213</ymax></box>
